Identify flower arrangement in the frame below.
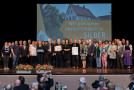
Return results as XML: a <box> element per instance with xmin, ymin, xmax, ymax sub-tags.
<box><xmin>36</xmin><ymin>64</ymin><xmax>53</xmax><ymax>71</ymax></box>
<box><xmin>16</xmin><ymin>64</ymin><xmax>33</xmax><ymax>71</ymax></box>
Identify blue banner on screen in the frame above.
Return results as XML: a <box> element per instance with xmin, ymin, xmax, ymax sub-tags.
<box><xmin>37</xmin><ymin>4</ymin><xmax>112</xmax><ymax>42</ymax></box>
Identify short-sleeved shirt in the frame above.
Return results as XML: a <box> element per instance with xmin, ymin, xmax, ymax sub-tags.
<box><xmin>11</xmin><ymin>45</ymin><xmax>20</xmax><ymax>56</ymax></box>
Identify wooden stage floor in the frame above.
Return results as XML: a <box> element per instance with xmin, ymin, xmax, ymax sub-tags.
<box><xmin>0</xmin><ymin>68</ymin><xmax>134</xmax><ymax>75</ymax></box>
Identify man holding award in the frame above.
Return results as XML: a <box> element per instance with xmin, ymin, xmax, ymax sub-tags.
<box><xmin>55</xmin><ymin>39</ymin><xmax>63</xmax><ymax>68</ymax></box>
<box><xmin>72</xmin><ymin>39</ymin><xmax>80</xmax><ymax>69</ymax></box>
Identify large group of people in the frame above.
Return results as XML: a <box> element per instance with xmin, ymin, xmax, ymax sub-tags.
<box><xmin>1</xmin><ymin>74</ymin><xmax>134</xmax><ymax>90</ymax></box>
<box><xmin>1</xmin><ymin>38</ymin><xmax>133</xmax><ymax>70</ymax></box>
<box><xmin>2</xmin><ymin>72</ymin><xmax>54</xmax><ymax>90</ymax></box>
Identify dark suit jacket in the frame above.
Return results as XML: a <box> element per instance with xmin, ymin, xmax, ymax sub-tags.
<box><xmin>19</xmin><ymin>84</ymin><xmax>29</xmax><ymax>90</ymax></box>
<box><xmin>46</xmin><ymin>43</ymin><xmax>54</xmax><ymax>54</ymax></box>
<box><xmin>20</xmin><ymin>45</ymin><xmax>29</xmax><ymax>57</ymax></box>
<box><xmin>88</xmin><ymin>44</ymin><xmax>94</xmax><ymax>55</ymax></box>
<box><xmin>45</xmin><ymin>78</ymin><xmax>54</xmax><ymax>90</ymax></box>
<box><xmin>13</xmin><ymin>86</ymin><xmax>20</xmax><ymax>90</ymax></box>
<box><xmin>62</xmin><ymin>44</ymin><xmax>71</xmax><ymax>54</ymax></box>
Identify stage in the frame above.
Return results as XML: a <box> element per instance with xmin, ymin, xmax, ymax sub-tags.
<box><xmin>0</xmin><ymin>68</ymin><xmax>134</xmax><ymax>75</ymax></box>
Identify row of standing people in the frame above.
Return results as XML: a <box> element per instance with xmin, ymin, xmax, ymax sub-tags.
<box><xmin>1</xmin><ymin>38</ymin><xmax>133</xmax><ymax>70</ymax></box>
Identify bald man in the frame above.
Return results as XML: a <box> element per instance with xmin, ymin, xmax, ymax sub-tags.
<box><xmin>13</xmin><ymin>79</ymin><xmax>21</xmax><ymax>90</ymax></box>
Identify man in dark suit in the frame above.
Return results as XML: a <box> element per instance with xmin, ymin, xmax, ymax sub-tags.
<box><xmin>46</xmin><ymin>38</ymin><xmax>54</xmax><ymax>65</ymax></box>
<box><xmin>37</xmin><ymin>40</ymin><xmax>47</xmax><ymax>65</ymax></box>
<box><xmin>72</xmin><ymin>39</ymin><xmax>80</xmax><ymax>69</ymax></box>
<box><xmin>55</xmin><ymin>39</ymin><xmax>63</xmax><ymax>68</ymax></box>
<box><xmin>18</xmin><ymin>76</ymin><xmax>29</xmax><ymax>90</ymax></box>
<box><xmin>69</xmin><ymin>39</ymin><xmax>73</xmax><ymax>67</ymax></box>
<box><xmin>87</xmin><ymin>39</ymin><xmax>94</xmax><ymax>68</ymax></box>
<box><xmin>20</xmin><ymin>41</ymin><xmax>29</xmax><ymax>64</ymax></box>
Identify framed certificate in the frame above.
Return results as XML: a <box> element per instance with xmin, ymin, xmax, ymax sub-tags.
<box><xmin>55</xmin><ymin>45</ymin><xmax>62</xmax><ymax>51</ymax></box>
<box><xmin>72</xmin><ymin>47</ymin><xmax>78</xmax><ymax>55</ymax></box>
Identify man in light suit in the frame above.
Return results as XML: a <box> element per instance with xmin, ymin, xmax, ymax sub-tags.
<box><xmin>116</xmin><ymin>41</ymin><xmax>125</xmax><ymax>69</ymax></box>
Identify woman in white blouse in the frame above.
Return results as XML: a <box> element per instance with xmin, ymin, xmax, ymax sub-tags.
<box><xmin>29</xmin><ymin>41</ymin><xmax>37</xmax><ymax>67</ymax></box>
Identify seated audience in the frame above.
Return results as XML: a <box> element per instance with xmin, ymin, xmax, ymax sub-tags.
<box><xmin>127</xmin><ymin>74</ymin><xmax>134</xmax><ymax>90</ymax></box>
<box><xmin>98</xmin><ymin>75</ymin><xmax>108</xmax><ymax>90</ymax></box>
<box><xmin>38</xmin><ymin>73</ymin><xmax>54</xmax><ymax>90</ymax></box>
<box><xmin>104</xmin><ymin>79</ymin><xmax>110</xmax><ymax>87</ymax></box>
<box><xmin>3</xmin><ymin>83</ymin><xmax>12</xmax><ymax>90</ymax></box>
<box><xmin>77</xmin><ymin>77</ymin><xmax>90</xmax><ymax>90</ymax></box>
<box><xmin>18</xmin><ymin>76</ymin><xmax>29</xmax><ymax>90</ymax></box>
<box><xmin>107</xmin><ymin>82</ymin><xmax>115</xmax><ymax>90</ymax></box>
<box><xmin>92</xmin><ymin>75</ymin><xmax>109</xmax><ymax>90</ymax></box>
<box><xmin>13</xmin><ymin>79</ymin><xmax>21</xmax><ymax>90</ymax></box>
<box><xmin>30</xmin><ymin>81</ymin><xmax>38</xmax><ymax>90</ymax></box>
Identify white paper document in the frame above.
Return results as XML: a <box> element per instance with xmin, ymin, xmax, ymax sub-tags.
<box><xmin>72</xmin><ymin>47</ymin><xmax>78</xmax><ymax>55</ymax></box>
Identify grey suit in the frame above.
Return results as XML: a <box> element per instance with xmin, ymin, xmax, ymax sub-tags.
<box><xmin>117</xmin><ymin>45</ymin><xmax>125</xmax><ymax>68</ymax></box>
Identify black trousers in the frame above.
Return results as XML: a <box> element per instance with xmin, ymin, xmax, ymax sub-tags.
<box><xmin>52</xmin><ymin>55</ymin><xmax>56</xmax><ymax>67</ymax></box>
<box><xmin>3</xmin><ymin>55</ymin><xmax>9</xmax><ymax>68</ymax></box>
<box><xmin>79</xmin><ymin>55</ymin><xmax>82</xmax><ymax>68</ymax></box>
<box><xmin>64</xmin><ymin>53</ymin><xmax>70</xmax><ymax>67</ymax></box>
<box><xmin>117</xmin><ymin>55</ymin><xmax>124</xmax><ymax>68</ymax></box>
<box><xmin>56</xmin><ymin>53</ymin><xmax>63</xmax><ymax>68</ymax></box>
<box><xmin>37</xmin><ymin>53</ymin><xmax>44</xmax><ymax>65</ymax></box>
<box><xmin>70</xmin><ymin>55</ymin><xmax>73</xmax><ymax>67</ymax></box>
<box><xmin>87</xmin><ymin>55</ymin><xmax>93</xmax><ymax>68</ymax></box>
<box><xmin>30</xmin><ymin>56</ymin><xmax>37</xmax><ymax>67</ymax></box>
<box><xmin>46</xmin><ymin>53</ymin><xmax>52</xmax><ymax>65</ymax></box>
<box><xmin>72</xmin><ymin>55</ymin><xmax>79</xmax><ymax>67</ymax></box>
<box><xmin>107</xmin><ymin>55</ymin><xmax>110</xmax><ymax>68</ymax></box>
<box><xmin>8</xmin><ymin>57</ymin><xmax>12</xmax><ymax>69</ymax></box>
<box><xmin>21</xmin><ymin>56</ymin><xmax>28</xmax><ymax>65</ymax></box>
<box><xmin>109</xmin><ymin>59</ymin><xmax>116</xmax><ymax>68</ymax></box>
<box><xmin>93</xmin><ymin>55</ymin><xmax>97</xmax><ymax>68</ymax></box>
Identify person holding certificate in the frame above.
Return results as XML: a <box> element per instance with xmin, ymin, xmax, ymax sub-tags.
<box><xmin>80</xmin><ymin>41</ymin><xmax>88</xmax><ymax>69</ymax></box>
<box><xmin>55</xmin><ymin>39</ymin><xmax>63</xmax><ymax>68</ymax></box>
<box><xmin>72</xmin><ymin>39</ymin><xmax>80</xmax><ymax>69</ymax></box>
<box><xmin>63</xmin><ymin>39</ymin><xmax>71</xmax><ymax>68</ymax></box>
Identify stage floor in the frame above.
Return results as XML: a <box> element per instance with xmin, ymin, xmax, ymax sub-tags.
<box><xmin>0</xmin><ymin>68</ymin><xmax>134</xmax><ymax>75</ymax></box>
